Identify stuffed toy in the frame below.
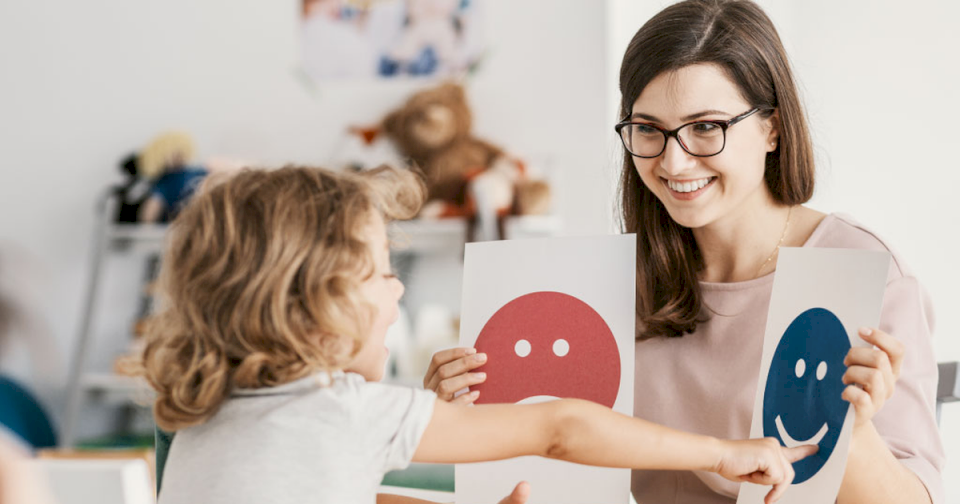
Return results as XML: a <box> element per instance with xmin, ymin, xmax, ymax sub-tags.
<box><xmin>137</xmin><ymin>131</ymin><xmax>208</xmax><ymax>223</ymax></box>
<box><xmin>111</xmin><ymin>153</ymin><xmax>153</xmax><ymax>224</ymax></box>
<box><xmin>381</xmin><ymin>82</ymin><xmax>551</xmax><ymax>239</ymax></box>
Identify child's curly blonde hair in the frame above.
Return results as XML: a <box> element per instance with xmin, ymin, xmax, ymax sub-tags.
<box><xmin>140</xmin><ymin>165</ymin><xmax>425</xmax><ymax>431</ymax></box>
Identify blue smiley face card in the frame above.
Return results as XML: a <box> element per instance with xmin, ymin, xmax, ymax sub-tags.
<box><xmin>737</xmin><ymin>247</ymin><xmax>890</xmax><ymax>504</ymax></box>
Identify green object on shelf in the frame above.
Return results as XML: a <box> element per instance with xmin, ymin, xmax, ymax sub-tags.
<box><xmin>381</xmin><ymin>463</ymin><xmax>454</xmax><ymax>492</ymax></box>
<box><xmin>75</xmin><ymin>432</ymin><xmax>156</xmax><ymax>450</ymax></box>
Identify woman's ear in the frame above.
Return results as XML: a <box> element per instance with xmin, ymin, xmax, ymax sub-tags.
<box><xmin>766</xmin><ymin>109</ymin><xmax>781</xmax><ymax>152</ymax></box>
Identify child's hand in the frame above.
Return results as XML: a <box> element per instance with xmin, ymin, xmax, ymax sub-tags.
<box><xmin>715</xmin><ymin>439</ymin><xmax>817</xmax><ymax>504</ymax></box>
<box><xmin>423</xmin><ymin>347</ymin><xmax>488</xmax><ymax>403</ymax></box>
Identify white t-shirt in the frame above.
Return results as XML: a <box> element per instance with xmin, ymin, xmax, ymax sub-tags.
<box><xmin>159</xmin><ymin>371</ymin><xmax>436</xmax><ymax>504</ymax></box>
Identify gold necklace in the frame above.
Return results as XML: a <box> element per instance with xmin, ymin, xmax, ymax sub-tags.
<box><xmin>755</xmin><ymin>206</ymin><xmax>792</xmax><ymax>278</ymax></box>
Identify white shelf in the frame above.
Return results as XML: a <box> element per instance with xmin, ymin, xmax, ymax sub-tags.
<box><xmin>80</xmin><ymin>373</ymin><xmax>153</xmax><ymax>405</ymax></box>
<box><xmin>392</xmin><ymin>215</ymin><xmax>562</xmax><ymax>254</ymax></box>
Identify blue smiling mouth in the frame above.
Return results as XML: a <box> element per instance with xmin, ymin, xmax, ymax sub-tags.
<box><xmin>775</xmin><ymin>415</ymin><xmax>828</xmax><ymax>448</ymax></box>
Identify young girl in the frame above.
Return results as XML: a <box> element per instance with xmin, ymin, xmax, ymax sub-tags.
<box><xmin>141</xmin><ymin>165</ymin><xmax>812</xmax><ymax>504</ymax></box>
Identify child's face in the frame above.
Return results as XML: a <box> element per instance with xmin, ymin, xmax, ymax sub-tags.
<box><xmin>347</xmin><ymin>212</ymin><xmax>404</xmax><ymax>381</ymax></box>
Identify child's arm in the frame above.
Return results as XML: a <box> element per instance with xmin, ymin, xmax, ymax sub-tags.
<box><xmin>414</xmin><ymin>398</ymin><xmax>815</xmax><ymax>504</ymax></box>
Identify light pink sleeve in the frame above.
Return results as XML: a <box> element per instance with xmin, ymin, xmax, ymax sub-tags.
<box><xmin>872</xmin><ymin>273</ymin><xmax>945</xmax><ymax>503</ymax></box>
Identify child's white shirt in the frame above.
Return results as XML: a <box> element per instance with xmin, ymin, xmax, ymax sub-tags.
<box><xmin>158</xmin><ymin>371</ymin><xmax>436</xmax><ymax>504</ymax></box>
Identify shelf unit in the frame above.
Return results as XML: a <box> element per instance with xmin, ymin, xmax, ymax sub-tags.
<box><xmin>62</xmin><ymin>197</ymin><xmax>167</xmax><ymax>447</ymax></box>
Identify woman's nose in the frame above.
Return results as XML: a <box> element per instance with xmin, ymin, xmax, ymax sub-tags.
<box><xmin>659</xmin><ymin>136</ymin><xmax>697</xmax><ymax>176</ymax></box>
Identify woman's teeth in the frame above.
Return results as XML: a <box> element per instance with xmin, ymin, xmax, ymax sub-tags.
<box><xmin>667</xmin><ymin>177</ymin><xmax>712</xmax><ymax>193</ymax></box>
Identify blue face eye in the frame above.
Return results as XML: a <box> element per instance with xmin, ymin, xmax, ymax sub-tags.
<box><xmin>816</xmin><ymin>361</ymin><xmax>827</xmax><ymax>381</ymax></box>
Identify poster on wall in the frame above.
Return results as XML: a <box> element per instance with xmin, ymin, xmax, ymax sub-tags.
<box><xmin>735</xmin><ymin>247</ymin><xmax>890</xmax><ymax>504</ymax></box>
<box><xmin>301</xmin><ymin>0</ymin><xmax>485</xmax><ymax>82</ymax></box>
<box><xmin>456</xmin><ymin>234</ymin><xmax>636</xmax><ymax>504</ymax></box>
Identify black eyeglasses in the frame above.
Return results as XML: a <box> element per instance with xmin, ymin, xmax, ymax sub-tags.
<box><xmin>615</xmin><ymin>108</ymin><xmax>763</xmax><ymax>158</ymax></box>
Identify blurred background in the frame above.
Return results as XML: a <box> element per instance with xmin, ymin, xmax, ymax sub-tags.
<box><xmin>0</xmin><ymin>0</ymin><xmax>957</xmax><ymax>501</ymax></box>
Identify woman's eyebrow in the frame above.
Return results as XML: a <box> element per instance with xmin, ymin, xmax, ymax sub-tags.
<box><xmin>629</xmin><ymin>109</ymin><xmax>731</xmax><ymax>122</ymax></box>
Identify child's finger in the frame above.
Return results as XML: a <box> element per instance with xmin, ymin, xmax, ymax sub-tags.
<box><xmin>424</xmin><ymin>347</ymin><xmax>477</xmax><ymax>388</ymax></box>
<box><xmin>782</xmin><ymin>444</ymin><xmax>818</xmax><ymax>463</ymax></box>
<box><xmin>766</xmin><ymin>479</ymin><xmax>788</xmax><ymax>504</ymax></box>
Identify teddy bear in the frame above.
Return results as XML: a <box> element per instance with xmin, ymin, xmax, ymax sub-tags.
<box><xmin>380</xmin><ymin>82</ymin><xmax>550</xmax><ymax>239</ymax></box>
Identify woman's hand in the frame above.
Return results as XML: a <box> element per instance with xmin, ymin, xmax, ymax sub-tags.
<box><xmin>497</xmin><ymin>481</ymin><xmax>530</xmax><ymax>504</ymax></box>
<box><xmin>423</xmin><ymin>347</ymin><xmax>488</xmax><ymax>403</ymax></box>
<box><xmin>841</xmin><ymin>327</ymin><xmax>905</xmax><ymax>429</ymax></box>
<box><xmin>714</xmin><ymin>439</ymin><xmax>817</xmax><ymax>504</ymax></box>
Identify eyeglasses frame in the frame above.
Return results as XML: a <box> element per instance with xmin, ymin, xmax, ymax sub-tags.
<box><xmin>615</xmin><ymin>107</ymin><xmax>767</xmax><ymax>158</ymax></box>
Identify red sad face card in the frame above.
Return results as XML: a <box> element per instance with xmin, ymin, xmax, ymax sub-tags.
<box><xmin>456</xmin><ymin>234</ymin><xmax>636</xmax><ymax>504</ymax></box>
<box><xmin>472</xmin><ymin>291</ymin><xmax>620</xmax><ymax>408</ymax></box>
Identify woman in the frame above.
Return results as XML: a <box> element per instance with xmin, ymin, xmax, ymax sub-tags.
<box><xmin>423</xmin><ymin>0</ymin><xmax>945</xmax><ymax>502</ymax></box>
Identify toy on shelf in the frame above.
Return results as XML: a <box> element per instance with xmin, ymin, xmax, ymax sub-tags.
<box><xmin>380</xmin><ymin>81</ymin><xmax>551</xmax><ymax>240</ymax></box>
<box><xmin>110</xmin><ymin>154</ymin><xmax>154</xmax><ymax>224</ymax></box>
<box><xmin>136</xmin><ymin>131</ymin><xmax>208</xmax><ymax>223</ymax></box>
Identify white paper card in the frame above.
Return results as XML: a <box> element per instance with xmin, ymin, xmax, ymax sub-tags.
<box><xmin>736</xmin><ymin>247</ymin><xmax>890</xmax><ymax>504</ymax></box>
<box><xmin>456</xmin><ymin>234</ymin><xmax>636</xmax><ymax>504</ymax></box>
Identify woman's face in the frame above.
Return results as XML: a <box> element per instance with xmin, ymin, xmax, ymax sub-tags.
<box><xmin>629</xmin><ymin>63</ymin><xmax>779</xmax><ymax>230</ymax></box>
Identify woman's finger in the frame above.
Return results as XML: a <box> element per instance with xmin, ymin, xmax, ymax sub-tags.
<box><xmin>842</xmin><ymin>365</ymin><xmax>886</xmax><ymax>404</ymax></box>
<box><xmin>844</xmin><ymin>347</ymin><xmax>893</xmax><ymax>393</ymax></box>
<box><xmin>858</xmin><ymin>327</ymin><xmax>905</xmax><ymax>379</ymax></box>
<box><xmin>436</xmin><ymin>352</ymin><xmax>487</xmax><ymax>381</ymax></box>
<box><xmin>432</xmin><ymin>371</ymin><xmax>488</xmax><ymax>401</ymax></box>
<box><xmin>451</xmin><ymin>389</ymin><xmax>480</xmax><ymax>405</ymax></box>
<box><xmin>425</xmin><ymin>356</ymin><xmax>487</xmax><ymax>394</ymax></box>
<box><xmin>424</xmin><ymin>347</ymin><xmax>477</xmax><ymax>388</ymax></box>
<box><xmin>842</xmin><ymin>384</ymin><xmax>874</xmax><ymax>420</ymax></box>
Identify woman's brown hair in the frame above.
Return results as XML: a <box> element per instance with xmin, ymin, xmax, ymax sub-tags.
<box><xmin>618</xmin><ymin>0</ymin><xmax>815</xmax><ymax>339</ymax></box>
<box><xmin>140</xmin><ymin>165</ymin><xmax>425</xmax><ymax>431</ymax></box>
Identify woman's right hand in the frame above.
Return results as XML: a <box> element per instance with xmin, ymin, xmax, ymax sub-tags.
<box><xmin>423</xmin><ymin>347</ymin><xmax>488</xmax><ymax>404</ymax></box>
<box><xmin>714</xmin><ymin>438</ymin><xmax>817</xmax><ymax>504</ymax></box>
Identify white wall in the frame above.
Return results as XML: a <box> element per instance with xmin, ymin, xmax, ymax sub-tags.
<box><xmin>610</xmin><ymin>0</ymin><xmax>959</xmax><ymax>500</ymax></box>
<box><xmin>0</xmin><ymin>0</ymin><xmax>610</xmax><ymax>434</ymax></box>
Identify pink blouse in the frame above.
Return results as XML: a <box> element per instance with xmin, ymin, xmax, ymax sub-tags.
<box><xmin>631</xmin><ymin>213</ymin><xmax>945</xmax><ymax>503</ymax></box>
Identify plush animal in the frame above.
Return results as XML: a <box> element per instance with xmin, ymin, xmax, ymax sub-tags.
<box><xmin>137</xmin><ymin>131</ymin><xmax>208</xmax><ymax>223</ymax></box>
<box><xmin>381</xmin><ymin>82</ymin><xmax>550</xmax><ymax>239</ymax></box>
<box><xmin>111</xmin><ymin>153</ymin><xmax>153</xmax><ymax>224</ymax></box>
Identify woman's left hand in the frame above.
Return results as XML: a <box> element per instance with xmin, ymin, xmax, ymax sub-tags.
<box><xmin>841</xmin><ymin>327</ymin><xmax>906</xmax><ymax>429</ymax></box>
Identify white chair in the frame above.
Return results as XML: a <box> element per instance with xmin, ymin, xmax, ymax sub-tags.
<box><xmin>938</xmin><ymin>361</ymin><xmax>960</xmax><ymax>424</ymax></box>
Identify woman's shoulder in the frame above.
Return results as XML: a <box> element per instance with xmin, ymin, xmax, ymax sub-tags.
<box><xmin>804</xmin><ymin>212</ymin><xmax>914</xmax><ymax>280</ymax></box>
